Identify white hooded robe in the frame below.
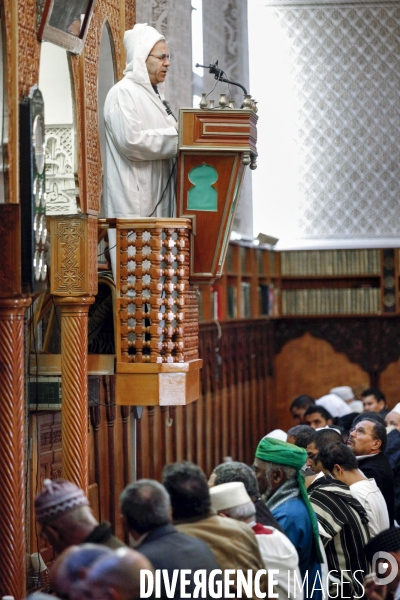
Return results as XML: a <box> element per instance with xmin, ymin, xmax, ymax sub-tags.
<box><xmin>103</xmin><ymin>23</ymin><xmax>178</xmax><ymax>220</ymax></box>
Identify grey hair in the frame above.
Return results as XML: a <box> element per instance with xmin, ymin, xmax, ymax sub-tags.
<box><xmin>120</xmin><ymin>479</ymin><xmax>170</xmax><ymax>533</ymax></box>
<box><xmin>213</xmin><ymin>462</ymin><xmax>259</xmax><ymax>498</ymax></box>
<box><xmin>264</xmin><ymin>462</ymin><xmax>297</xmax><ymax>481</ymax></box>
<box><xmin>223</xmin><ymin>501</ymin><xmax>256</xmax><ymax>522</ymax></box>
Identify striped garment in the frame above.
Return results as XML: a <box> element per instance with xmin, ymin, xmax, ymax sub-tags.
<box><xmin>308</xmin><ymin>476</ymin><xmax>370</xmax><ymax>600</ymax></box>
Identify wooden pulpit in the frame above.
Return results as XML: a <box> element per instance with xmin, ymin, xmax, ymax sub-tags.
<box><xmin>113</xmin><ymin>104</ymin><xmax>257</xmax><ymax>406</ymax></box>
<box><xmin>177</xmin><ymin>107</ymin><xmax>258</xmax><ymax>284</ymax></box>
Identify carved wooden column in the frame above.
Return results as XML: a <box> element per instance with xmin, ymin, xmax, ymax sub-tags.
<box><xmin>54</xmin><ymin>296</ymin><xmax>93</xmax><ymax>491</ymax></box>
<box><xmin>50</xmin><ymin>215</ymin><xmax>97</xmax><ymax>494</ymax></box>
<box><xmin>0</xmin><ymin>297</ymin><xmax>31</xmax><ymax>600</ymax></box>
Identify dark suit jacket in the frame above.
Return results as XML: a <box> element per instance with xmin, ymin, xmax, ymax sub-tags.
<box><xmin>357</xmin><ymin>452</ymin><xmax>394</xmax><ymax>525</ymax></box>
<box><xmin>138</xmin><ymin>523</ymin><xmax>220</xmax><ymax>599</ymax></box>
<box><xmin>385</xmin><ymin>429</ymin><xmax>400</xmax><ymax>523</ymax></box>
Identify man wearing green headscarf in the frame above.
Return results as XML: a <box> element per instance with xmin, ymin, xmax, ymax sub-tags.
<box><xmin>254</xmin><ymin>437</ymin><xmax>323</xmax><ymax>600</ymax></box>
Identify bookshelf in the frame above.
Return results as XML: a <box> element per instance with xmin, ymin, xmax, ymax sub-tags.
<box><xmin>197</xmin><ymin>245</ymin><xmax>400</xmax><ymax>321</ymax></box>
<box><xmin>199</xmin><ymin>243</ymin><xmax>280</xmax><ymax>321</ymax></box>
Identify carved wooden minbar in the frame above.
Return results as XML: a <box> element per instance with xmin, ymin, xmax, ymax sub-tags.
<box><xmin>114</xmin><ymin>218</ymin><xmax>202</xmax><ymax>406</ymax></box>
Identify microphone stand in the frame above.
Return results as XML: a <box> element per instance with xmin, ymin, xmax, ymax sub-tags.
<box><xmin>195</xmin><ymin>60</ymin><xmax>248</xmax><ymax>95</ymax></box>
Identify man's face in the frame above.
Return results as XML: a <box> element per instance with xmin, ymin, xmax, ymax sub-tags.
<box><xmin>291</xmin><ymin>407</ymin><xmax>307</xmax><ymax>424</ymax></box>
<box><xmin>304</xmin><ymin>411</ymin><xmax>330</xmax><ymax>429</ymax></box>
<box><xmin>253</xmin><ymin>457</ymin><xmax>270</xmax><ymax>496</ymax></box>
<box><xmin>362</xmin><ymin>394</ymin><xmax>384</xmax><ymax>413</ymax></box>
<box><xmin>40</xmin><ymin>523</ymin><xmax>66</xmax><ymax>554</ymax></box>
<box><xmin>208</xmin><ymin>472</ymin><xmax>216</xmax><ymax>487</ymax></box>
<box><xmin>347</xmin><ymin>420</ymin><xmax>380</xmax><ymax>456</ymax></box>
<box><xmin>253</xmin><ymin>457</ymin><xmax>279</xmax><ymax>499</ymax></box>
<box><xmin>306</xmin><ymin>442</ymin><xmax>321</xmax><ymax>471</ymax></box>
<box><xmin>146</xmin><ymin>40</ymin><xmax>171</xmax><ymax>86</ymax></box>
<box><xmin>386</xmin><ymin>411</ymin><xmax>400</xmax><ymax>431</ymax></box>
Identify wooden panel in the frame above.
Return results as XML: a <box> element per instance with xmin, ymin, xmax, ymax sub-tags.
<box><xmin>380</xmin><ymin>357</ymin><xmax>400</xmax><ymax>410</ymax></box>
<box><xmin>5</xmin><ymin>0</ymin><xmax>19</xmax><ymax>205</ymax></box>
<box><xmin>0</xmin><ymin>204</ymin><xmax>21</xmax><ymax>296</ymax></box>
<box><xmin>116</xmin><ymin>373</ymin><xmax>160</xmax><ymax>406</ymax></box>
<box><xmin>178</xmin><ymin>152</ymin><xmax>245</xmax><ymax>282</ymax></box>
<box><xmin>274</xmin><ymin>332</ymin><xmax>369</xmax><ymax>432</ymax></box>
<box><xmin>30</xmin><ymin>374</ymin><xmax>131</xmax><ymax>568</ymax></box>
<box><xmin>50</xmin><ymin>215</ymin><xmax>97</xmax><ymax>296</ymax></box>
<box><xmin>115</xmin><ymin>363</ymin><xmax>202</xmax><ymax>406</ymax></box>
<box><xmin>180</xmin><ymin>110</ymin><xmax>258</xmax><ymax>153</ymax></box>
<box><xmin>29</xmin><ymin>412</ymin><xmax>62</xmax><ymax>563</ymax></box>
<box><xmin>136</xmin><ymin>320</ymin><xmax>273</xmax><ymax>480</ymax></box>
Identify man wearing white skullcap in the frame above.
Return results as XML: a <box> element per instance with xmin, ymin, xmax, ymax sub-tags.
<box><xmin>330</xmin><ymin>386</ymin><xmax>364</xmax><ymax>413</ymax></box>
<box><xmin>210</xmin><ymin>481</ymin><xmax>303</xmax><ymax>600</ymax></box>
<box><xmin>104</xmin><ymin>23</ymin><xmax>178</xmax><ymax>275</ymax></box>
<box><xmin>315</xmin><ymin>393</ymin><xmax>352</xmax><ymax>418</ymax></box>
<box><xmin>264</xmin><ymin>429</ymin><xmax>287</xmax><ymax>442</ymax></box>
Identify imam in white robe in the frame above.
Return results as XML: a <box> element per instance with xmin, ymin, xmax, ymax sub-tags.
<box><xmin>103</xmin><ymin>23</ymin><xmax>178</xmax><ymax>220</ymax></box>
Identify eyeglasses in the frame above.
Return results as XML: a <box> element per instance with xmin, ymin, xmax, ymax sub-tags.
<box><xmin>349</xmin><ymin>426</ymin><xmax>375</xmax><ymax>437</ymax></box>
<box><xmin>148</xmin><ymin>53</ymin><xmax>171</xmax><ymax>62</ymax></box>
<box><xmin>307</xmin><ymin>451</ymin><xmax>319</xmax><ymax>461</ymax></box>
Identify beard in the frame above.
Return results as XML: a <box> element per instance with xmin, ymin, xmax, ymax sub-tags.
<box><xmin>262</xmin><ymin>479</ymin><xmax>275</xmax><ymax>500</ymax></box>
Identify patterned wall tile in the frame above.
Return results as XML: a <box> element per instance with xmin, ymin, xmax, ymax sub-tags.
<box><xmin>262</xmin><ymin>2</ymin><xmax>400</xmax><ymax>240</ymax></box>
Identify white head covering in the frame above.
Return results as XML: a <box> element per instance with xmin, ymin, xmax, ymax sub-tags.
<box><xmin>316</xmin><ymin>393</ymin><xmax>352</xmax><ymax>418</ymax></box>
<box><xmin>329</xmin><ymin>386</ymin><xmax>354</xmax><ymax>402</ymax></box>
<box><xmin>123</xmin><ymin>23</ymin><xmax>165</xmax><ymax>89</ymax></box>
<box><xmin>209</xmin><ymin>481</ymin><xmax>251</xmax><ymax>512</ymax></box>
<box><xmin>348</xmin><ymin>399</ymin><xmax>364</xmax><ymax>413</ymax></box>
<box><xmin>264</xmin><ymin>429</ymin><xmax>287</xmax><ymax>442</ymax></box>
<box><xmin>389</xmin><ymin>403</ymin><xmax>400</xmax><ymax>415</ymax></box>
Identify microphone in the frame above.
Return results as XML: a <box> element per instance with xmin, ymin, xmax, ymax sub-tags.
<box><xmin>163</xmin><ymin>99</ymin><xmax>177</xmax><ymax>122</ymax></box>
<box><xmin>195</xmin><ymin>59</ymin><xmax>248</xmax><ymax>95</ymax></box>
<box><xmin>195</xmin><ymin>60</ymin><xmax>225</xmax><ymax>80</ymax></box>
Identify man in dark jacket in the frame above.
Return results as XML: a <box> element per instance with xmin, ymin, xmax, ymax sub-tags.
<box><xmin>385</xmin><ymin>427</ymin><xmax>400</xmax><ymax>523</ymax></box>
<box><xmin>120</xmin><ymin>479</ymin><xmax>220</xmax><ymax>599</ymax></box>
<box><xmin>347</xmin><ymin>418</ymin><xmax>394</xmax><ymax>525</ymax></box>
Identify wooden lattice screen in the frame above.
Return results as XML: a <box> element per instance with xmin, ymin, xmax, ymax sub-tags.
<box><xmin>116</xmin><ymin>218</ymin><xmax>199</xmax><ymax>364</ymax></box>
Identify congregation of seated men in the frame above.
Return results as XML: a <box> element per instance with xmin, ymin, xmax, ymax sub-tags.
<box><xmin>30</xmin><ymin>385</ymin><xmax>400</xmax><ymax>600</ymax></box>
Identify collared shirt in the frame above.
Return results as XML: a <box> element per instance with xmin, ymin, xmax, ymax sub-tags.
<box><xmin>356</xmin><ymin>453</ymin><xmax>379</xmax><ymax>460</ymax></box>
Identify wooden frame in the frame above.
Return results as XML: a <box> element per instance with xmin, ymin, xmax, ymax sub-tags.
<box><xmin>37</xmin><ymin>0</ymin><xmax>97</xmax><ymax>55</ymax></box>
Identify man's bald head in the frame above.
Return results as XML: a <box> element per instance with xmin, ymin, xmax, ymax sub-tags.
<box><xmin>50</xmin><ymin>544</ymin><xmax>113</xmax><ymax>600</ymax></box>
<box><xmin>84</xmin><ymin>547</ymin><xmax>154</xmax><ymax>600</ymax></box>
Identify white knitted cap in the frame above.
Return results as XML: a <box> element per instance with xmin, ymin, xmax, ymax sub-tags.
<box><xmin>264</xmin><ymin>429</ymin><xmax>287</xmax><ymax>442</ymax></box>
<box><xmin>329</xmin><ymin>386</ymin><xmax>354</xmax><ymax>401</ymax></box>
<box><xmin>35</xmin><ymin>479</ymin><xmax>89</xmax><ymax>525</ymax></box>
<box><xmin>210</xmin><ymin>481</ymin><xmax>251</xmax><ymax>512</ymax></box>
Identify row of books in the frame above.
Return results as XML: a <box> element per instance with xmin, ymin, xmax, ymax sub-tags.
<box><xmin>280</xmin><ymin>249</ymin><xmax>381</xmax><ymax>277</ymax></box>
<box><xmin>259</xmin><ymin>284</ymin><xmax>279</xmax><ymax>317</ymax></box>
<box><xmin>227</xmin><ymin>283</ymin><xmax>252</xmax><ymax>318</ymax></box>
<box><xmin>208</xmin><ymin>282</ymin><xmax>280</xmax><ymax>319</ymax></box>
<box><xmin>281</xmin><ymin>288</ymin><xmax>381</xmax><ymax>316</ymax></box>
